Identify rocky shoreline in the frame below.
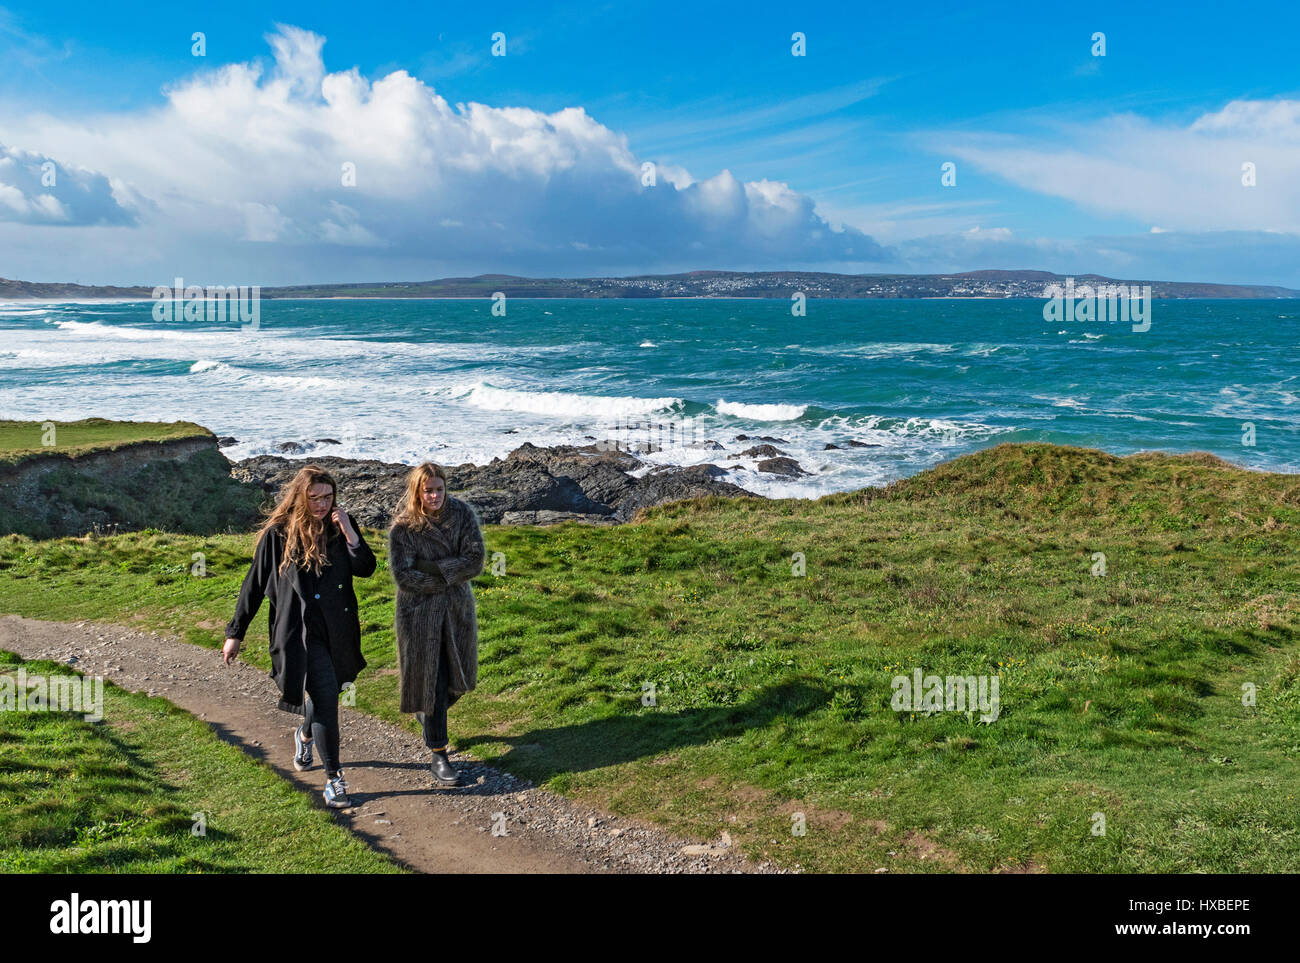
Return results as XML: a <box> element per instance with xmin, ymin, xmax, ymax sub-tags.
<box><xmin>1</xmin><ymin>424</ymin><xmax>888</xmax><ymax>538</ymax></box>
<box><xmin>228</xmin><ymin>436</ymin><xmax>808</xmax><ymax>528</ymax></box>
<box><xmin>226</xmin><ymin>432</ymin><xmax>890</xmax><ymax>527</ymax></box>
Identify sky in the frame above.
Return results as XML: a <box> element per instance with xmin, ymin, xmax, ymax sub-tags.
<box><xmin>2</xmin><ymin>0</ymin><xmax>1299</xmax><ymax>287</ymax></box>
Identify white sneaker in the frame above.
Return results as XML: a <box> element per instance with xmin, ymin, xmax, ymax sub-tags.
<box><xmin>324</xmin><ymin>769</ymin><xmax>350</xmax><ymax>808</ymax></box>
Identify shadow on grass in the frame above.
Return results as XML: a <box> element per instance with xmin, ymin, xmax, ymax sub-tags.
<box><xmin>461</xmin><ymin>680</ymin><xmax>831</xmax><ymax>783</ymax></box>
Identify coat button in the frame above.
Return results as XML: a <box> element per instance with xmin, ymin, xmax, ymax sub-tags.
<box><xmin>344</xmin><ymin>606</ymin><xmax>349</xmax><ymax>612</ymax></box>
<box><xmin>314</xmin><ymin>593</ymin><xmax>320</xmax><ymax>599</ymax></box>
<box><xmin>338</xmin><ymin>584</ymin><xmax>343</xmax><ymax>589</ymax></box>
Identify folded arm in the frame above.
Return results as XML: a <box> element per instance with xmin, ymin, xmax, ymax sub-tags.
<box><xmin>434</xmin><ymin>504</ymin><xmax>486</xmax><ymax>587</ymax></box>
<box><xmin>389</xmin><ymin>527</ymin><xmax>448</xmax><ymax>595</ymax></box>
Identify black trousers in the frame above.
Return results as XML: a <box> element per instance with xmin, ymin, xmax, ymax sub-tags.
<box><xmin>301</xmin><ymin>634</ymin><xmax>342</xmax><ymax>776</ymax></box>
<box><xmin>417</xmin><ymin>632</ymin><xmax>452</xmax><ymax>752</ymax></box>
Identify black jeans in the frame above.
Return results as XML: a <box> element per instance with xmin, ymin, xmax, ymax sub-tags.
<box><xmin>417</xmin><ymin>633</ymin><xmax>452</xmax><ymax>752</ymax></box>
<box><xmin>301</xmin><ymin>634</ymin><xmax>342</xmax><ymax>776</ymax></box>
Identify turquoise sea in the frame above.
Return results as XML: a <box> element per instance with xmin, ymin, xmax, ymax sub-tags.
<box><xmin>0</xmin><ymin>297</ymin><xmax>1296</xmax><ymax>497</ymax></box>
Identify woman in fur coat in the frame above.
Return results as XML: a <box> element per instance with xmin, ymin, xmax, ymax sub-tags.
<box><xmin>388</xmin><ymin>462</ymin><xmax>485</xmax><ymax>787</ymax></box>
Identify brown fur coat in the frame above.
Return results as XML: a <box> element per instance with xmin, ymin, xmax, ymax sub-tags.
<box><xmin>388</xmin><ymin>496</ymin><xmax>485</xmax><ymax>714</ymax></box>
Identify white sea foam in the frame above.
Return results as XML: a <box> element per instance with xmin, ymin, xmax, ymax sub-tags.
<box><xmin>52</xmin><ymin>319</ymin><xmax>237</xmax><ymax>342</ymax></box>
<box><xmin>716</xmin><ymin>399</ymin><xmax>807</xmax><ymax>420</ymax></box>
<box><xmin>20</xmin><ymin>318</ymin><xmax>589</xmax><ymax>371</ymax></box>
<box><xmin>799</xmin><ymin>342</ymin><xmax>958</xmax><ymax>360</ymax></box>
<box><xmin>963</xmin><ymin>343</ymin><xmax>1008</xmax><ymax>357</ymax></box>
<box><xmin>451</xmin><ymin>382</ymin><xmax>683</xmax><ymax>418</ymax></box>
<box><xmin>1033</xmin><ymin>395</ymin><xmax>1088</xmax><ymax>409</ymax></box>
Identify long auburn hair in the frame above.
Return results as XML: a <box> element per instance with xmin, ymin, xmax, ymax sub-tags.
<box><xmin>258</xmin><ymin>465</ymin><xmax>337</xmax><ymax>574</ymax></box>
<box><xmin>392</xmin><ymin>462</ymin><xmax>448</xmax><ymax>531</ymax></box>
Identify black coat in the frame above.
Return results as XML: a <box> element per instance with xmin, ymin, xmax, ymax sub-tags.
<box><xmin>226</xmin><ymin>513</ymin><xmax>377</xmax><ymax>713</ymax></box>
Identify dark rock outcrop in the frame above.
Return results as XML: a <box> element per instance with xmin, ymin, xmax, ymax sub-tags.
<box><xmin>610</xmin><ymin>464</ymin><xmax>753</xmax><ymax>522</ymax></box>
<box><xmin>232</xmin><ymin>440</ymin><xmax>762</xmax><ymax>527</ymax></box>
<box><xmin>756</xmin><ymin>457</ymin><xmax>809</xmax><ymax>477</ymax></box>
<box><xmin>729</xmin><ymin>444</ymin><xmax>787</xmax><ymax>459</ymax></box>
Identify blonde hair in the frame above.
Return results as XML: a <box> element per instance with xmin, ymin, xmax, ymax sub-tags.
<box><xmin>392</xmin><ymin>462</ymin><xmax>448</xmax><ymax>531</ymax></box>
<box><xmin>258</xmin><ymin>465</ymin><xmax>337</xmax><ymax>574</ymax></box>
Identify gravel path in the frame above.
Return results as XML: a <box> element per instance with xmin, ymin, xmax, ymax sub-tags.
<box><xmin>0</xmin><ymin>615</ymin><xmax>786</xmax><ymax>874</ymax></box>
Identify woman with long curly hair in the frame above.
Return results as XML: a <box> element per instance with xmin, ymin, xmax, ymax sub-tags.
<box><xmin>388</xmin><ymin>463</ymin><xmax>485</xmax><ymax>788</ymax></box>
<box><xmin>222</xmin><ymin>465</ymin><xmax>376</xmax><ymax>808</ymax></box>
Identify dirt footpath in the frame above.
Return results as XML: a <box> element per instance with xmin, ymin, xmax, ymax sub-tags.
<box><xmin>0</xmin><ymin>615</ymin><xmax>781</xmax><ymax>874</ymax></box>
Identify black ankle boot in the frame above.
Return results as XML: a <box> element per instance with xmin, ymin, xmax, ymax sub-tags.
<box><xmin>431</xmin><ymin>750</ymin><xmax>460</xmax><ymax>787</ymax></box>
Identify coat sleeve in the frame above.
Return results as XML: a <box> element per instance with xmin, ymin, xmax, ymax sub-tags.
<box><xmin>388</xmin><ymin>525</ymin><xmax>447</xmax><ymax>595</ymax></box>
<box><xmin>345</xmin><ymin>512</ymin><xmax>377</xmax><ymax>578</ymax></box>
<box><xmin>226</xmin><ymin>529</ymin><xmax>275</xmax><ymax>641</ymax></box>
<box><xmin>435</xmin><ymin>502</ymin><xmax>486</xmax><ymax>587</ymax></box>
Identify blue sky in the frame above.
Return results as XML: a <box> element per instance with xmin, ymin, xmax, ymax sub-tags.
<box><xmin>2</xmin><ymin>0</ymin><xmax>1299</xmax><ymax>286</ymax></box>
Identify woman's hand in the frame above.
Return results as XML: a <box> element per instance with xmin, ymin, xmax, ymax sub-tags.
<box><xmin>222</xmin><ymin>637</ymin><xmax>242</xmax><ymax>665</ymax></box>
<box><xmin>332</xmin><ymin>507</ymin><xmax>359</xmax><ymax>547</ymax></box>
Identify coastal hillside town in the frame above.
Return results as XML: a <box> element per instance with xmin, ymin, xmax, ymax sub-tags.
<box><xmin>2</xmin><ymin>270</ymin><xmax>1295</xmax><ymax>301</ymax></box>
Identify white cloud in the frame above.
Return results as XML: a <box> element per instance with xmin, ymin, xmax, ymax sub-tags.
<box><xmin>1190</xmin><ymin>99</ymin><xmax>1300</xmax><ymax>140</ymax></box>
<box><xmin>963</xmin><ymin>226</ymin><xmax>1012</xmax><ymax>240</ymax></box>
<box><xmin>0</xmin><ymin>24</ymin><xmax>883</xmax><ymax>282</ymax></box>
<box><xmin>238</xmin><ymin>201</ymin><xmax>289</xmax><ymax>242</ymax></box>
<box><xmin>0</xmin><ymin>145</ymin><xmax>132</xmax><ymax>225</ymax></box>
<box><xmin>935</xmin><ymin>100</ymin><xmax>1300</xmax><ymax>233</ymax></box>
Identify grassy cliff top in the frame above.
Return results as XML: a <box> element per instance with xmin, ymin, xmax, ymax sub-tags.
<box><xmin>0</xmin><ymin>418</ymin><xmax>213</xmax><ymax>467</ymax></box>
<box><xmin>1</xmin><ymin>440</ymin><xmax>1297</xmax><ymax>872</ymax></box>
<box><xmin>810</xmin><ymin>442</ymin><xmax>1300</xmax><ymax>531</ymax></box>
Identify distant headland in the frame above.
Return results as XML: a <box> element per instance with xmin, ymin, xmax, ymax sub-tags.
<box><xmin>2</xmin><ymin>269</ymin><xmax>1297</xmax><ymax>301</ymax></box>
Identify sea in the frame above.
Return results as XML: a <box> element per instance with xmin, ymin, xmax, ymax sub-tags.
<box><xmin>0</xmin><ymin>297</ymin><xmax>1296</xmax><ymax>498</ymax></box>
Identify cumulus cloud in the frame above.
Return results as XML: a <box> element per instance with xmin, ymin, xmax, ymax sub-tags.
<box><xmin>0</xmin><ymin>24</ymin><xmax>885</xmax><ymax>283</ymax></box>
<box><xmin>0</xmin><ymin>145</ymin><xmax>134</xmax><ymax>225</ymax></box>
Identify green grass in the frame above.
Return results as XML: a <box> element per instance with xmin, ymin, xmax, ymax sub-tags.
<box><xmin>0</xmin><ymin>418</ymin><xmax>212</xmax><ymax>466</ymax></box>
<box><xmin>1</xmin><ymin>441</ymin><xmax>1298</xmax><ymax>873</ymax></box>
<box><xmin>0</xmin><ymin>652</ymin><xmax>403</xmax><ymax>873</ymax></box>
